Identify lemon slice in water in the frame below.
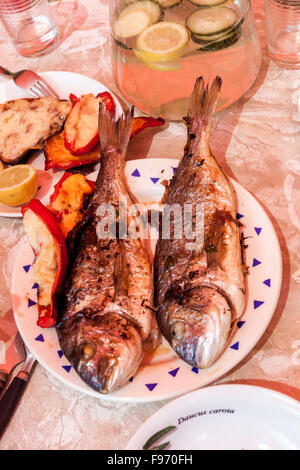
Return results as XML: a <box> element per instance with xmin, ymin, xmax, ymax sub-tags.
<box><xmin>136</xmin><ymin>21</ymin><xmax>189</xmax><ymax>63</ymax></box>
<box><xmin>0</xmin><ymin>164</ymin><xmax>39</xmax><ymax>207</ymax></box>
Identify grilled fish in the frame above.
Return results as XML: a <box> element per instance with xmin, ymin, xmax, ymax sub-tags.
<box><xmin>154</xmin><ymin>77</ymin><xmax>246</xmax><ymax>369</ymax></box>
<box><xmin>0</xmin><ymin>97</ymin><xmax>72</xmax><ymax>164</ymax></box>
<box><xmin>56</xmin><ymin>106</ymin><xmax>155</xmax><ymax>393</ymax></box>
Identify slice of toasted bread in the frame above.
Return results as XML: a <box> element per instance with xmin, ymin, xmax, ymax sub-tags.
<box><xmin>0</xmin><ymin>97</ymin><xmax>72</xmax><ymax>164</ymax></box>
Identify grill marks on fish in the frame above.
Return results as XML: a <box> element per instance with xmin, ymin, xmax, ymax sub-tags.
<box><xmin>155</xmin><ymin>77</ymin><xmax>246</xmax><ymax>369</ymax></box>
<box><xmin>56</xmin><ymin>105</ymin><xmax>155</xmax><ymax>394</ymax></box>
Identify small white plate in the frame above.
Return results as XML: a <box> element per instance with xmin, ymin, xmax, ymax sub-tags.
<box><xmin>12</xmin><ymin>158</ymin><xmax>282</xmax><ymax>402</ymax></box>
<box><xmin>126</xmin><ymin>384</ymin><xmax>300</xmax><ymax>450</ymax></box>
<box><xmin>0</xmin><ymin>71</ymin><xmax>123</xmax><ymax>218</ymax></box>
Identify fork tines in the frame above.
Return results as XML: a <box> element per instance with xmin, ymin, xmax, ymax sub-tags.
<box><xmin>30</xmin><ymin>80</ymin><xmax>58</xmax><ymax>99</ymax></box>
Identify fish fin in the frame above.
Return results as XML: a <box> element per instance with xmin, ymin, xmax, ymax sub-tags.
<box><xmin>98</xmin><ymin>104</ymin><xmax>134</xmax><ymax>156</ymax></box>
<box><xmin>187</xmin><ymin>76</ymin><xmax>222</xmax><ymax>136</ymax></box>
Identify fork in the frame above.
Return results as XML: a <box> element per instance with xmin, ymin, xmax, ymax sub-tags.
<box><xmin>0</xmin><ymin>66</ymin><xmax>59</xmax><ymax>99</ymax></box>
<box><xmin>0</xmin><ymin>333</ymin><xmax>36</xmax><ymax>439</ymax></box>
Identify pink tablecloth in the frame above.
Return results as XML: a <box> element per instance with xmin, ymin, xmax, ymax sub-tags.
<box><xmin>0</xmin><ymin>0</ymin><xmax>299</xmax><ymax>450</ymax></box>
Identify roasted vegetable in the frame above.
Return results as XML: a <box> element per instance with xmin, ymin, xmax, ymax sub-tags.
<box><xmin>48</xmin><ymin>172</ymin><xmax>95</xmax><ymax>238</ymax></box>
<box><xmin>44</xmin><ymin>116</ymin><xmax>165</xmax><ymax>170</ymax></box>
<box><xmin>131</xmin><ymin>116</ymin><xmax>165</xmax><ymax>137</ymax></box>
<box><xmin>64</xmin><ymin>92</ymin><xmax>116</xmax><ymax>155</ymax></box>
<box><xmin>44</xmin><ymin>130</ymin><xmax>100</xmax><ymax>170</ymax></box>
<box><xmin>22</xmin><ymin>199</ymin><xmax>68</xmax><ymax>328</ymax></box>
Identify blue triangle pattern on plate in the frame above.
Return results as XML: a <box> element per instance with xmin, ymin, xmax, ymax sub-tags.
<box><xmin>191</xmin><ymin>367</ymin><xmax>198</xmax><ymax>374</ymax></box>
<box><xmin>236</xmin><ymin>213</ymin><xmax>244</xmax><ymax>220</ymax></box>
<box><xmin>129</xmin><ymin>376</ymin><xmax>134</xmax><ymax>383</ymax></box>
<box><xmin>23</xmin><ymin>264</ymin><xmax>31</xmax><ymax>273</ymax></box>
<box><xmin>230</xmin><ymin>342</ymin><xmax>239</xmax><ymax>350</ymax></box>
<box><xmin>150</xmin><ymin>177</ymin><xmax>160</xmax><ymax>184</ymax></box>
<box><xmin>168</xmin><ymin>367</ymin><xmax>180</xmax><ymax>377</ymax></box>
<box><xmin>252</xmin><ymin>258</ymin><xmax>261</xmax><ymax>267</ymax></box>
<box><xmin>32</xmin><ymin>283</ymin><xmax>38</xmax><ymax>289</ymax></box>
<box><xmin>57</xmin><ymin>350</ymin><xmax>63</xmax><ymax>359</ymax></box>
<box><xmin>172</xmin><ymin>167</ymin><xmax>177</xmax><ymax>175</ymax></box>
<box><xmin>263</xmin><ymin>279</ymin><xmax>271</xmax><ymax>287</ymax></box>
<box><xmin>254</xmin><ymin>227</ymin><xmax>262</xmax><ymax>235</ymax></box>
<box><xmin>131</xmin><ymin>169</ymin><xmax>140</xmax><ymax>177</ymax></box>
<box><xmin>35</xmin><ymin>334</ymin><xmax>44</xmax><ymax>342</ymax></box>
<box><xmin>254</xmin><ymin>300</ymin><xmax>264</xmax><ymax>309</ymax></box>
<box><xmin>146</xmin><ymin>383</ymin><xmax>158</xmax><ymax>391</ymax></box>
<box><xmin>237</xmin><ymin>321</ymin><xmax>246</xmax><ymax>329</ymax></box>
<box><xmin>62</xmin><ymin>365</ymin><xmax>72</xmax><ymax>373</ymax></box>
<box><xmin>28</xmin><ymin>298</ymin><xmax>36</xmax><ymax>308</ymax></box>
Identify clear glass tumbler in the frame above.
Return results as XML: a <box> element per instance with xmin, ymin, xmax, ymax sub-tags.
<box><xmin>0</xmin><ymin>0</ymin><xmax>59</xmax><ymax>57</ymax></box>
<box><xmin>110</xmin><ymin>0</ymin><xmax>262</xmax><ymax>121</ymax></box>
<box><xmin>265</xmin><ymin>0</ymin><xmax>300</xmax><ymax>69</ymax></box>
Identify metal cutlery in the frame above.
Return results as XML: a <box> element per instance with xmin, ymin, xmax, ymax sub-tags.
<box><xmin>0</xmin><ymin>66</ymin><xmax>59</xmax><ymax>98</ymax></box>
<box><xmin>0</xmin><ymin>332</ymin><xmax>36</xmax><ymax>439</ymax></box>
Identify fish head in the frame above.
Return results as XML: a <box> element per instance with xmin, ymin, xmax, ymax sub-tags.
<box><xmin>75</xmin><ymin>312</ymin><xmax>143</xmax><ymax>393</ymax></box>
<box><xmin>163</xmin><ymin>286</ymin><xmax>232</xmax><ymax>369</ymax></box>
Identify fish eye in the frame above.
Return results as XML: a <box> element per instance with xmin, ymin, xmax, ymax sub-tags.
<box><xmin>80</xmin><ymin>342</ymin><xmax>96</xmax><ymax>360</ymax></box>
<box><xmin>172</xmin><ymin>322</ymin><xmax>186</xmax><ymax>340</ymax></box>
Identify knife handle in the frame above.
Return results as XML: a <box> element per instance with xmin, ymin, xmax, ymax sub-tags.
<box><xmin>0</xmin><ymin>374</ymin><xmax>27</xmax><ymax>439</ymax></box>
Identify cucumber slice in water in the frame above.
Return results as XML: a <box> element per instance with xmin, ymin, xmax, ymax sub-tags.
<box><xmin>191</xmin><ymin>17</ymin><xmax>243</xmax><ymax>43</ymax></box>
<box><xmin>189</xmin><ymin>0</ymin><xmax>227</xmax><ymax>6</ymax></box>
<box><xmin>186</xmin><ymin>7</ymin><xmax>238</xmax><ymax>36</ymax></box>
<box><xmin>113</xmin><ymin>9</ymin><xmax>152</xmax><ymax>38</ymax></box>
<box><xmin>118</xmin><ymin>1</ymin><xmax>163</xmax><ymax>24</ymax></box>
<box><xmin>194</xmin><ymin>26</ymin><xmax>242</xmax><ymax>50</ymax></box>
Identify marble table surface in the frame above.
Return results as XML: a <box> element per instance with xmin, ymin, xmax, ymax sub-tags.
<box><xmin>0</xmin><ymin>0</ymin><xmax>299</xmax><ymax>450</ymax></box>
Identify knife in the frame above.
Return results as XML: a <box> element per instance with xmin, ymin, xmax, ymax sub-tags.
<box><xmin>0</xmin><ymin>313</ymin><xmax>36</xmax><ymax>439</ymax></box>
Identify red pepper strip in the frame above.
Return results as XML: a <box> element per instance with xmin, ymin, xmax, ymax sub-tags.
<box><xmin>69</xmin><ymin>93</ymin><xmax>80</xmax><ymax>106</ymax></box>
<box><xmin>131</xmin><ymin>117</ymin><xmax>165</xmax><ymax>138</ymax></box>
<box><xmin>49</xmin><ymin>172</ymin><xmax>73</xmax><ymax>205</ymax></box>
<box><xmin>96</xmin><ymin>91</ymin><xmax>116</xmax><ymax>117</ymax></box>
<box><xmin>21</xmin><ymin>200</ymin><xmax>68</xmax><ymax>328</ymax></box>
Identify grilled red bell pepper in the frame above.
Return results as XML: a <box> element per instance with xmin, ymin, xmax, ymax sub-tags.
<box><xmin>48</xmin><ymin>172</ymin><xmax>95</xmax><ymax>238</ymax></box>
<box><xmin>64</xmin><ymin>92</ymin><xmax>116</xmax><ymax>156</ymax></box>
<box><xmin>44</xmin><ymin>130</ymin><xmax>100</xmax><ymax>170</ymax></box>
<box><xmin>130</xmin><ymin>116</ymin><xmax>165</xmax><ymax>138</ymax></box>
<box><xmin>21</xmin><ymin>199</ymin><xmax>68</xmax><ymax>329</ymax></box>
<box><xmin>69</xmin><ymin>93</ymin><xmax>80</xmax><ymax>106</ymax></box>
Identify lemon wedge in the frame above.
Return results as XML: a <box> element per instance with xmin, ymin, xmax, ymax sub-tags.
<box><xmin>136</xmin><ymin>21</ymin><xmax>189</xmax><ymax>63</ymax></box>
<box><xmin>0</xmin><ymin>165</ymin><xmax>39</xmax><ymax>207</ymax></box>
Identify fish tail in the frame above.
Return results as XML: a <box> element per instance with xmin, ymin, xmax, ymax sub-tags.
<box><xmin>98</xmin><ymin>103</ymin><xmax>134</xmax><ymax>157</ymax></box>
<box><xmin>187</xmin><ymin>76</ymin><xmax>222</xmax><ymax>136</ymax></box>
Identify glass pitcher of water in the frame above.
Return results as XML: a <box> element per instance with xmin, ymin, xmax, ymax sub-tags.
<box><xmin>110</xmin><ymin>0</ymin><xmax>262</xmax><ymax>121</ymax></box>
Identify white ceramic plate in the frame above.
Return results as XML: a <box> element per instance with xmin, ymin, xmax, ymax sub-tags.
<box><xmin>12</xmin><ymin>158</ymin><xmax>282</xmax><ymax>402</ymax></box>
<box><xmin>0</xmin><ymin>71</ymin><xmax>123</xmax><ymax>218</ymax></box>
<box><xmin>126</xmin><ymin>384</ymin><xmax>300</xmax><ymax>450</ymax></box>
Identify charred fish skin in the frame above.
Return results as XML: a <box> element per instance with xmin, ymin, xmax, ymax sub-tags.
<box><xmin>56</xmin><ymin>105</ymin><xmax>155</xmax><ymax>394</ymax></box>
<box><xmin>155</xmin><ymin>77</ymin><xmax>246</xmax><ymax>369</ymax></box>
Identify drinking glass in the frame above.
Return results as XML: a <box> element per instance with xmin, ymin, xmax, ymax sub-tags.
<box><xmin>110</xmin><ymin>0</ymin><xmax>262</xmax><ymax>121</ymax></box>
<box><xmin>0</xmin><ymin>0</ymin><xmax>59</xmax><ymax>57</ymax></box>
<box><xmin>265</xmin><ymin>0</ymin><xmax>300</xmax><ymax>69</ymax></box>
